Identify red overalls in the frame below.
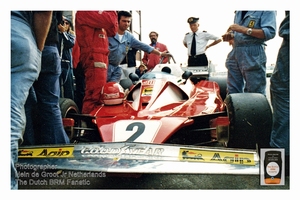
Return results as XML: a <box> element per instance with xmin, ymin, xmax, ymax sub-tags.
<box><xmin>75</xmin><ymin>11</ymin><xmax>118</xmax><ymax>114</ymax></box>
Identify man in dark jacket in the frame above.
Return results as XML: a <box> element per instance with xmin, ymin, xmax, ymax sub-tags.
<box><xmin>58</xmin><ymin>16</ymin><xmax>75</xmax><ymax>100</ymax></box>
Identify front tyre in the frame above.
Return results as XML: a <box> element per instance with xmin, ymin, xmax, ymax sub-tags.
<box><xmin>224</xmin><ymin>93</ymin><xmax>272</xmax><ymax>150</ymax></box>
<box><xmin>59</xmin><ymin>98</ymin><xmax>79</xmax><ymax>140</ymax></box>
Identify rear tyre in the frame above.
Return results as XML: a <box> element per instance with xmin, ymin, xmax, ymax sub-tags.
<box><xmin>224</xmin><ymin>93</ymin><xmax>272</xmax><ymax>150</ymax></box>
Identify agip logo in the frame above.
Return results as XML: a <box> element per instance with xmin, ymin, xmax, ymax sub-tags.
<box><xmin>18</xmin><ymin>146</ymin><xmax>74</xmax><ymax>158</ymax></box>
<box><xmin>179</xmin><ymin>148</ymin><xmax>255</xmax><ymax>165</ymax></box>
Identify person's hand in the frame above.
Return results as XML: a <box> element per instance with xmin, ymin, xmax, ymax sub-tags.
<box><xmin>58</xmin><ymin>24</ymin><xmax>66</xmax><ymax>32</ymax></box>
<box><xmin>222</xmin><ymin>32</ymin><xmax>233</xmax><ymax>42</ymax></box>
<box><xmin>161</xmin><ymin>52</ymin><xmax>172</xmax><ymax>57</ymax></box>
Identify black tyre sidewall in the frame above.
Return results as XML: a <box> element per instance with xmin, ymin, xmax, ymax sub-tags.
<box><xmin>59</xmin><ymin>98</ymin><xmax>79</xmax><ymax>118</ymax></box>
<box><xmin>59</xmin><ymin>98</ymin><xmax>79</xmax><ymax>140</ymax></box>
<box><xmin>224</xmin><ymin>93</ymin><xmax>272</xmax><ymax>149</ymax></box>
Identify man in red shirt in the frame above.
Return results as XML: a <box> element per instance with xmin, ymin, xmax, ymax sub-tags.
<box><xmin>142</xmin><ymin>31</ymin><xmax>168</xmax><ymax>71</ymax></box>
<box><xmin>75</xmin><ymin>11</ymin><xmax>118</xmax><ymax>114</ymax></box>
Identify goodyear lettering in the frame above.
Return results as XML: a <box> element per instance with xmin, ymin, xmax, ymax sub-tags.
<box><xmin>38</xmin><ymin>149</ymin><xmax>70</xmax><ymax>157</ymax></box>
<box><xmin>81</xmin><ymin>145</ymin><xmax>164</xmax><ymax>156</ymax></box>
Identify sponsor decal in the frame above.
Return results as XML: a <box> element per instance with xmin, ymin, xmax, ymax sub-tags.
<box><xmin>81</xmin><ymin>145</ymin><xmax>164</xmax><ymax>156</ymax></box>
<box><xmin>18</xmin><ymin>146</ymin><xmax>74</xmax><ymax>158</ymax></box>
<box><xmin>179</xmin><ymin>148</ymin><xmax>255</xmax><ymax>165</ymax></box>
<box><xmin>80</xmin><ymin>144</ymin><xmax>165</xmax><ymax>160</ymax></box>
<box><xmin>248</xmin><ymin>20</ymin><xmax>255</xmax><ymax>28</ymax></box>
<box><xmin>142</xmin><ymin>87</ymin><xmax>153</xmax><ymax>96</ymax></box>
<box><xmin>260</xmin><ymin>148</ymin><xmax>285</xmax><ymax>185</ymax></box>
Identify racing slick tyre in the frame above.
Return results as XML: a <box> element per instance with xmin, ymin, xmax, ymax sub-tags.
<box><xmin>59</xmin><ymin>98</ymin><xmax>80</xmax><ymax>140</ymax></box>
<box><xmin>224</xmin><ymin>93</ymin><xmax>272</xmax><ymax>150</ymax></box>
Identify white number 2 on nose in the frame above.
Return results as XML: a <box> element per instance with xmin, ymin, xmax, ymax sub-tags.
<box><xmin>113</xmin><ymin>120</ymin><xmax>161</xmax><ymax>142</ymax></box>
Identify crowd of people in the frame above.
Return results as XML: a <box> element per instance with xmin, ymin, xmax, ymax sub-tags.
<box><xmin>11</xmin><ymin>10</ymin><xmax>290</xmax><ymax>189</ymax></box>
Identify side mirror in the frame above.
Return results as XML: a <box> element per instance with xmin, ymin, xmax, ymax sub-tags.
<box><xmin>182</xmin><ymin>70</ymin><xmax>193</xmax><ymax>80</ymax></box>
<box><xmin>129</xmin><ymin>73</ymin><xmax>140</xmax><ymax>83</ymax></box>
<box><xmin>119</xmin><ymin>78</ymin><xmax>133</xmax><ymax>90</ymax></box>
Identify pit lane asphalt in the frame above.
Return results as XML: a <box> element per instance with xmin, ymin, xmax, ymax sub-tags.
<box><xmin>18</xmin><ymin>78</ymin><xmax>290</xmax><ymax>190</ymax></box>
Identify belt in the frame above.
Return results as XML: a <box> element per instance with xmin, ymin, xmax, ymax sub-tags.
<box><xmin>189</xmin><ymin>53</ymin><xmax>205</xmax><ymax>58</ymax></box>
<box><xmin>45</xmin><ymin>43</ymin><xmax>58</xmax><ymax>47</ymax></box>
<box><xmin>61</xmin><ymin>59</ymin><xmax>70</xmax><ymax>63</ymax></box>
<box><xmin>234</xmin><ymin>43</ymin><xmax>264</xmax><ymax>47</ymax></box>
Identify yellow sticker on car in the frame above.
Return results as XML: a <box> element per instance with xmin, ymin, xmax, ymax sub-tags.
<box><xmin>142</xmin><ymin>87</ymin><xmax>153</xmax><ymax>96</ymax></box>
<box><xmin>179</xmin><ymin>148</ymin><xmax>255</xmax><ymax>165</ymax></box>
<box><xmin>18</xmin><ymin>146</ymin><xmax>74</xmax><ymax>158</ymax></box>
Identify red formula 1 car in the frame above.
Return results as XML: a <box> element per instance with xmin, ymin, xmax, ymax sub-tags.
<box><xmin>62</xmin><ymin>61</ymin><xmax>272</xmax><ymax>150</ymax></box>
<box><xmin>19</xmin><ymin>59</ymin><xmax>272</xmax><ymax>175</ymax></box>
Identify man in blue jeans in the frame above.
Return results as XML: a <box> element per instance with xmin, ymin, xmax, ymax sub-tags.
<box><xmin>11</xmin><ymin>11</ymin><xmax>53</xmax><ymax>189</ymax></box>
<box><xmin>222</xmin><ymin>11</ymin><xmax>277</xmax><ymax>95</ymax></box>
<box><xmin>270</xmin><ymin>11</ymin><xmax>290</xmax><ymax>176</ymax></box>
<box><xmin>23</xmin><ymin>11</ymin><xmax>70</xmax><ymax>145</ymax></box>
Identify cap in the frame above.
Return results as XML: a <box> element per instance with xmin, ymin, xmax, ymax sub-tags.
<box><xmin>63</xmin><ymin>16</ymin><xmax>72</xmax><ymax>24</ymax></box>
<box><xmin>187</xmin><ymin>17</ymin><xmax>199</xmax><ymax>24</ymax></box>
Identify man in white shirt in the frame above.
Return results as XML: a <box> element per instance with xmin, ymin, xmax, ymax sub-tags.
<box><xmin>183</xmin><ymin>17</ymin><xmax>221</xmax><ymax>66</ymax></box>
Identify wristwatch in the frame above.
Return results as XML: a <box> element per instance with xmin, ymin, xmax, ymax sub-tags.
<box><xmin>246</xmin><ymin>28</ymin><xmax>252</xmax><ymax>35</ymax></box>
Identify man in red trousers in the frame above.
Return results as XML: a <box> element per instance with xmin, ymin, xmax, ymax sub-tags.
<box><xmin>75</xmin><ymin>11</ymin><xmax>118</xmax><ymax>114</ymax></box>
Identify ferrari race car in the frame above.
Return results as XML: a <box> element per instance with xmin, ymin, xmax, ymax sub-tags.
<box><xmin>18</xmin><ymin>57</ymin><xmax>272</xmax><ymax>175</ymax></box>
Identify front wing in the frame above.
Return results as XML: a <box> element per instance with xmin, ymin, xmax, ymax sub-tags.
<box><xmin>18</xmin><ymin>142</ymin><xmax>259</xmax><ymax>175</ymax></box>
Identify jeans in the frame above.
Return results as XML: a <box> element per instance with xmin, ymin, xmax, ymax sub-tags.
<box><xmin>11</xmin><ymin>18</ymin><xmax>41</xmax><ymax>189</ymax></box>
<box><xmin>30</xmin><ymin>45</ymin><xmax>70</xmax><ymax>144</ymax></box>
<box><xmin>23</xmin><ymin>87</ymin><xmax>37</xmax><ymax>145</ymax></box>
<box><xmin>270</xmin><ymin>40</ymin><xmax>289</xmax><ymax>156</ymax></box>
<box><xmin>226</xmin><ymin>45</ymin><xmax>266</xmax><ymax>95</ymax></box>
<box><xmin>107</xmin><ymin>64</ymin><xmax>122</xmax><ymax>82</ymax></box>
<box><xmin>60</xmin><ymin>61</ymin><xmax>75</xmax><ymax>100</ymax></box>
